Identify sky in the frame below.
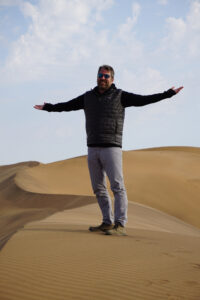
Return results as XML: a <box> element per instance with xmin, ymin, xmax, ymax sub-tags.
<box><xmin>0</xmin><ymin>0</ymin><xmax>199</xmax><ymax>165</ymax></box>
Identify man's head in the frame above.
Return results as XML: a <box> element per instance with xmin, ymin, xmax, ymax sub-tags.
<box><xmin>97</xmin><ymin>65</ymin><xmax>114</xmax><ymax>93</ymax></box>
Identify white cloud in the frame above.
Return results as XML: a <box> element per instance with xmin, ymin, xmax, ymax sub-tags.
<box><xmin>0</xmin><ymin>0</ymin><xmax>164</xmax><ymax>99</ymax></box>
<box><xmin>1</xmin><ymin>0</ymin><xmax>115</xmax><ymax>82</ymax></box>
<box><xmin>1</xmin><ymin>0</ymin><xmax>187</xmax><ymax>96</ymax></box>
<box><xmin>2</xmin><ymin>1</ymin><xmax>198</xmax><ymax>165</ymax></box>
<box><xmin>118</xmin><ymin>2</ymin><xmax>141</xmax><ymax>39</ymax></box>
<box><xmin>187</xmin><ymin>2</ymin><xmax>200</xmax><ymax>30</ymax></box>
<box><xmin>160</xmin><ymin>1</ymin><xmax>200</xmax><ymax>59</ymax></box>
<box><xmin>163</xmin><ymin>17</ymin><xmax>186</xmax><ymax>48</ymax></box>
<box><xmin>0</xmin><ymin>0</ymin><xmax>146</xmax><ymax>87</ymax></box>
<box><xmin>0</xmin><ymin>0</ymin><xmax>184</xmax><ymax>101</ymax></box>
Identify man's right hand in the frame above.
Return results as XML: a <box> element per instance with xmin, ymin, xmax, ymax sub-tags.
<box><xmin>34</xmin><ymin>102</ymin><xmax>46</xmax><ymax>110</ymax></box>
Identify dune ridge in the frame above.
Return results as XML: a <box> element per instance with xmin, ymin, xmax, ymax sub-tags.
<box><xmin>0</xmin><ymin>161</ymin><xmax>95</xmax><ymax>250</ymax></box>
<box><xmin>14</xmin><ymin>146</ymin><xmax>200</xmax><ymax>228</ymax></box>
<box><xmin>138</xmin><ymin>145</ymin><xmax>200</xmax><ymax>154</ymax></box>
<box><xmin>0</xmin><ymin>146</ymin><xmax>200</xmax><ymax>251</ymax></box>
<box><xmin>0</xmin><ymin>146</ymin><xmax>200</xmax><ymax>300</ymax></box>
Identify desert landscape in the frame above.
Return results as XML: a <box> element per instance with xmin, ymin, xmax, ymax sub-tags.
<box><xmin>0</xmin><ymin>146</ymin><xmax>200</xmax><ymax>300</ymax></box>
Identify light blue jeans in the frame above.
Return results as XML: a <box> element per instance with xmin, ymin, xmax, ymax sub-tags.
<box><xmin>87</xmin><ymin>147</ymin><xmax>128</xmax><ymax>226</ymax></box>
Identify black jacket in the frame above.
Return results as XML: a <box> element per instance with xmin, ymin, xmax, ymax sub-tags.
<box><xmin>43</xmin><ymin>84</ymin><xmax>176</xmax><ymax>147</ymax></box>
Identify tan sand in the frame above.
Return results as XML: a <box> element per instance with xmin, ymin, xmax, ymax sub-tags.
<box><xmin>15</xmin><ymin>146</ymin><xmax>200</xmax><ymax>228</ymax></box>
<box><xmin>0</xmin><ymin>161</ymin><xmax>94</xmax><ymax>250</ymax></box>
<box><xmin>0</xmin><ymin>146</ymin><xmax>200</xmax><ymax>299</ymax></box>
<box><xmin>0</xmin><ymin>203</ymin><xmax>200</xmax><ymax>300</ymax></box>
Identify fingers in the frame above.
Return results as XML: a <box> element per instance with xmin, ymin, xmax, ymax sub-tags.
<box><xmin>33</xmin><ymin>102</ymin><xmax>46</xmax><ymax>110</ymax></box>
<box><xmin>34</xmin><ymin>105</ymin><xmax>43</xmax><ymax>110</ymax></box>
<box><xmin>175</xmin><ymin>86</ymin><xmax>184</xmax><ymax>94</ymax></box>
<box><xmin>171</xmin><ymin>86</ymin><xmax>184</xmax><ymax>94</ymax></box>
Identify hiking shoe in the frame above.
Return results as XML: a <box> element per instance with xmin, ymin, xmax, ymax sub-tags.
<box><xmin>105</xmin><ymin>222</ymin><xmax>127</xmax><ymax>236</ymax></box>
<box><xmin>89</xmin><ymin>222</ymin><xmax>114</xmax><ymax>232</ymax></box>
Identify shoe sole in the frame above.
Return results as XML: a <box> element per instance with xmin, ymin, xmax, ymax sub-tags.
<box><xmin>89</xmin><ymin>227</ymin><xmax>113</xmax><ymax>232</ymax></box>
<box><xmin>105</xmin><ymin>230</ymin><xmax>127</xmax><ymax>236</ymax></box>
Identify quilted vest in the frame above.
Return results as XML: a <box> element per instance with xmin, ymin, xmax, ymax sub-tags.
<box><xmin>84</xmin><ymin>85</ymin><xmax>125</xmax><ymax>147</ymax></box>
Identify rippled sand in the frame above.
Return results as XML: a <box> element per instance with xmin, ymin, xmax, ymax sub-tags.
<box><xmin>0</xmin><ymin>147</ymin><xmax>200</xmax><ymax>300</ymax></box>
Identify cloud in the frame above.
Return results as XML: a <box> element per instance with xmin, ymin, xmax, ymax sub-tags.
<box><xmin>1</xmin><ymin>0</ymin><xmax>114</xmax><ymax>82</ymax></box>
<box><xmin>0</xmin><ymin>0</ymin><xmax>146</xmax><ymax>88</ymax></box>
<box><xmin>0</xmin><ymin>0</ymin><xmax>181</xmax><ymax>95</ymax></box>
<box><xmin>96</xmin><ymin>2</ymin><xmax>143</xmax><ymax>69</ymax></box>
<box><xmin>0</xmin><ymin>0</ymin><xmax>168</xmax><ymax>102</ymax></box>
<box><xmin>118</xmin><ymin>2</ymin><xmax>141</xmax><ymax>39</ymax></box>
<box><xmin>160</xmin><ymin>1</ymin><xmax>200</xmax><ymax>59</ymax></box>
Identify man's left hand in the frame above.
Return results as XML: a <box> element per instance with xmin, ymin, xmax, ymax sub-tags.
<box><xmin>171</xmin><ymin>86</ymin><xmax>184</xmax><ymax>94</ymax></box>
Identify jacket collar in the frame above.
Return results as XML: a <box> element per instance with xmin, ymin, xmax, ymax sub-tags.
<box><xmin>93</xmin><ymin>83</ymin><xmax>117</xmax><ymax>96</ymax></box>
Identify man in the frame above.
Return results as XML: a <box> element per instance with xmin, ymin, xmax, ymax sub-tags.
<box><xmin>34</xmin><ymin>65</ymin><xmax>183</xmax><ymax>236</ymax></box>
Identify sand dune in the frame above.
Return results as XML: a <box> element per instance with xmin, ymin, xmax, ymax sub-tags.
<box><xmin>0</xmin><ymin>146</ymin><xmax>200</xmax><ymax>300</ymax></box>
<box><xmin>0</xmin><ymin>203</ymin><xmax>200</xmax><ymax>300</ymax></box>
<box><xmin>124</xmin><ymin>146</ymin><xmax>200</xmax><ymax>228</ymax></box>
<box><xmin>15</xmin><ymin>146</ymin><xmax>200</xmax><ymax>228</ymax></box>
<box><xmin>0</xmin><ymin>161</ymin><xmax>94</xmax><ymax>250</ymax></box>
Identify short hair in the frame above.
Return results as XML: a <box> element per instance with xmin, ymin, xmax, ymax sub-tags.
<box><xmin>98</xmin><ymin>65</ymin><xmax>115</xmax><ymax>79</ymax></box>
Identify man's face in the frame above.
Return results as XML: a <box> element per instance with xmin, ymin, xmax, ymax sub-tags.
<box><xmin>97</xmin><ymin>68</ymin><xmax>114</xmax><ymax>92</ymax></box>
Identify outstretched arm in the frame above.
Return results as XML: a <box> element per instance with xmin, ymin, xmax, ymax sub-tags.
<box><xmin>33</xmin><ymin>94</ymin><xmax>85</xmax><ymax>112</ymax></box>
<box><xmin>121</xmin><ymin>86</ymin><xmax>184</xmax><ymax>108</ymax></box>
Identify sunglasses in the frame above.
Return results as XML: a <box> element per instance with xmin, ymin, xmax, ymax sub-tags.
<box><xmin>98</xmin><ymin>73</ymin><xmax>111</xmax><ymax>79</ymax></box>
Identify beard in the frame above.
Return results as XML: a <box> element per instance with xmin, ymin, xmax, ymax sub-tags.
<box><xmin>97</xmin><ymin>80</ymin><xmax>110</xmax><ymax>91</ymax></box>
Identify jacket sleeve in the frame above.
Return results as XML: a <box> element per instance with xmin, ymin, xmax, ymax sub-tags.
<box><xmin>121</xmin><ymin>89</ymin><xmax>176</xmax><ymax>107</ymax></box>
<box><xmin>43</xmin><ymin>94</ymin><xmax>85</xmax><ymax>112</ymax></box>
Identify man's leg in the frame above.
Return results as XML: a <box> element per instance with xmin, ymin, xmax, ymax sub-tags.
<box><xmin>100</xmin><ymin>147</ymin><xmax>128</xmax><ymax>227</ymax></box>
<box><xmin>87</xmin><ymin>147</ymin><xmax>114</xmax><ymax>226</ymax></box>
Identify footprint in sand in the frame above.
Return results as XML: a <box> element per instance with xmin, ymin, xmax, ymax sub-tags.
<box><xmin>158</xmin><ymin>279</ymin><xmax>170</xmax><ymax>285</ymax></box>
<box><xmin>144</xmin><ymin>279</ymin><xmax>170</xmax><ymax>286</ymax></box>
<box><xmin>192</xmin><ymin>263</ymin><xmax>200</xmax><ymax>269</ymax></box>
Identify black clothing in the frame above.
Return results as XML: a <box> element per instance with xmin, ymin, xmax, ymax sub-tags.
<box><xmin>84</xmin><ymin>87</ymin><xmax>124</xmax><ymax>147</ymax></box>
<box><xmin>43</xmin><ymin>84</ymin><xmax>175</xmax><ymax>112</ymax></box>
<box><xmin>43</xmin><ymin>84</ymin><xmax>176</xmax><ymax>147</ymax></box>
